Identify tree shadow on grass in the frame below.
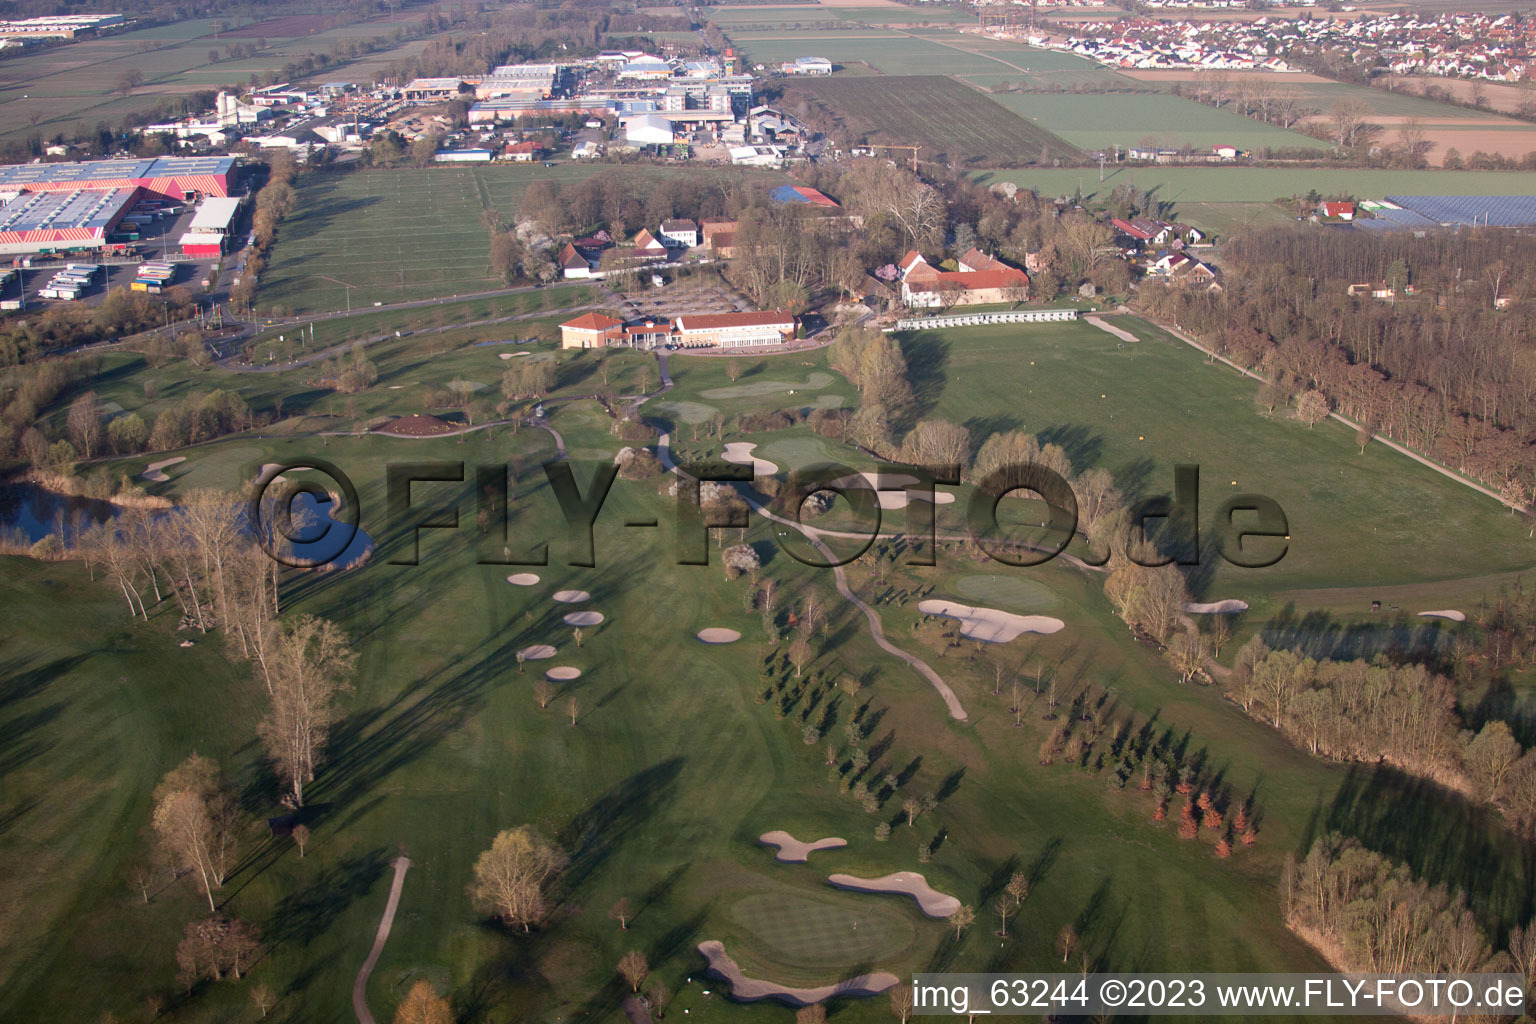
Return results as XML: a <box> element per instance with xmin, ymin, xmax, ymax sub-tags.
<box><xmin>897</xmin><ymin>334</ymin><xmax>949</xmax><ymax>427</ymax></box>
<box><xmin>559</xmin><ymin>758</ymin><xmax>685</xmax><ymax>893</ymax></box>
<box><xmin>1323</xmin><ymin>762</ymin><xmax>1535</xmax><ymax>934</ymax></box>
<box><xmin>264</xmin><ymin>846</ymin><xmax>390</xmax><ymax>951</ymax></box>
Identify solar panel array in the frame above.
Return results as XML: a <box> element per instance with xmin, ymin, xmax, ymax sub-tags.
<box><xmin>1384</xmin><ymin>195</ymin><xmax>1536</xmax><ymax>228</ymax></box>
<box><xmin>0</xmin><ymin>188</ymin><xmax>136</xmax><ymax>233</ymax></box>
<box><xmin>0</xmin><ymin>156</ymin><xmax>234</xmax><ymax>188</ymax></box>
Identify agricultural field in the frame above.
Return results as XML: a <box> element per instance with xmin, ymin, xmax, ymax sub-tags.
<box><xmin>990</xmin><ymin>91</ymin><xmax>1326</xmax><ymax>153</ymax></box>
<box><xmin>705</xmin><ymin>3</ymin><xmax>979</xmax><ymax>25</ymax></box>
<box><xmin>792</xmin><ymin>75</ymin><xmax>1085</xmax><ymax>165</ymax></box>
<box><xmin>0</xmin><ymin>11</ymin><xmax>426</xmax><ymax>141</ymax></box>
<box><xmin>259</xmin><ymin>164</ymin><xmax>787</xmax><ymax>314</ymax></box>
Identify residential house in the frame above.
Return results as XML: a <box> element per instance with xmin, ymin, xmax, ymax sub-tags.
<box><xmin>659</xmin><ymin>218</ymin><xmax>699</xmax><ymax>248</ymax></box>
<box><xmin>632</xmin><ymin>228</ymin><xmax>668</xmax><ymax>256</ymax></box>
<box><xmin>558</xmin><ymin>242</ymin><xmax>593</xmax><ymax>279</ymax></box>
<box><xmin>505</xmin><ymin>140</ymin><xmax>544</xmax><ymax>162</ymax></box>
<box><xmin>1318</xmin><ymin>201</ymin><xmax>1355</xmax><ymax>221</ymax></box>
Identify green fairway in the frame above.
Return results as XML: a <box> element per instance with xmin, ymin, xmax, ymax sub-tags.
<box><xmin>990</xmin><ymin>92</ymin><xmax>1326</xmax><ymax>153</ymax></box>
<box><xmin>895</xmin><ymin>317</ymin><xmax>1534</xmax><ymax>593</ymax></box>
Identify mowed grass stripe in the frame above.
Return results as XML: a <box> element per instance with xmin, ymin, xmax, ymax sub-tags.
<box><xmin>794</xmin><ymin>74</ymin><xmax>1084</xmax><ymax>164</ymax></box>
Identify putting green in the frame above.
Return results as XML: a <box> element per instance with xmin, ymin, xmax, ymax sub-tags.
<box><xmin>700</xmin><ymin>373</ymin><xmax>836</xmax><ymax>399</ymax></box>
<box><xmin>652</xmin><ymin>400</ymin><xmax>722</xmax><ymax>424</ymax></box>
<box><xmin>728</xmin><ymin>890</ymin><xmax>917</xmax><ymax>968</ymax></box>
<box><xmin>953</xmin><ymin>574</ymin><xmax>1062</xmax><ymax>613</ymax></box>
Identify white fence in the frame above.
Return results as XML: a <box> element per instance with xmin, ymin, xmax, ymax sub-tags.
<box><xmin>891</xmin><ymin>308</ymin><xmax>1079</xmax><ymax>331</ymax></box>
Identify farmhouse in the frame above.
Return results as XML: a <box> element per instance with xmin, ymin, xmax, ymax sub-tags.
<box><xmin>659</xmin><ymin>218</ymin><xmax>699</xmax><ymax>248</ymax></box>
<box><xmin>897</xmin><ymin>250</ymin><xmax>1030</xmax><ymax>308</ymax></box>
<box><xmin>701</xmin><ymin>219</ymin><xmax>738</xmax><ymax>257</ymax></box>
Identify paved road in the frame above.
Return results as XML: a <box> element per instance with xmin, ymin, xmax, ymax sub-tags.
<box><xmin>353</xmin><ymin>855</ymin><xmax>412</xmax><ymax>1024</ymax></box>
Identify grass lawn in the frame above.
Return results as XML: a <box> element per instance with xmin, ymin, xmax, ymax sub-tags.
<box><xmin>990</xmin><ymin>92</ymin><xmax>1325</xmax><ymax>153</ymax></box>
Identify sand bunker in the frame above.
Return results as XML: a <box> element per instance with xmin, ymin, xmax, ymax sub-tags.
<box><xmin>498</xmin><ymin>351</ymin><xmax>530</xmax><ymax>360</ymax></box>
<box><xmin>697</xmin><ymin>627</ymin><xmax>741</xmax><ymax>644</ymax></box>
<box><xmin>759</xmin><ymin>831</ymin><xmax>847</xmax><ymax>863</ymax></box>
<box><xmin>552</xmin><ymin>590</ymin><xmax>591</xmax><ymax>603</ymax></box>
<box><xmin>826</xmin><ymin>871</ymin><xmax>961</xmax><ymax>918</ymax></box>
<box><xmin>1086</xmin><ymin>315</ymin><xmax>1140</xmax><ymax>344</ymax></box>
<box><xmin>1186</xmin><ymin>599</ymin><xmax>1249</xmax><ymax>614</ymax></box>
<box><xmin>141</xmin><ymin>456</ymin><xmax>186</xmax><ymax>482</ymax></box>
<box><xmin>1419</xmin><ymin>609</ymin><xmax>1467</xmax><ymax>622</ymax></box>
<box><xmin>830</xmin><ymin>470</ymin><xmax>956</xmax><ymax>511</ymax></box>
<box><xmin>722</xmin><ymin>442</ymin><xmax>778</xmax><ymax>477</ymax></box>
<box><xmin>518</xmin><ymin>645</ymin><xmax>556</xmax><ymax>660</ymax></box>
<box><xmin>505</xmin><ymin>573</ymin><xmax>540</xmax><ymax>585</ymax></box>
<box><xmin>563</xmin><ymin>610</ymin><xmax>604</xmax><ymax>626</ymax></box>
<box><xmin>697</xmin><ymin>941</ymin><xmax>897</xmax><ymax>1006</ymax></box>
<box><xmin>918</xmin><ymin>599</ymin><xmax>1064</xmax><ymax>643</ymax></box>
<box><xmin>545</xmin><ymin>666</ymin><xmax>582</xmax><ymax>681</ymax></box>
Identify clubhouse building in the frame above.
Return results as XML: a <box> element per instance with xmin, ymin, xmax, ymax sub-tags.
<box><xmin>560</xmin><ymin>309</ymin><xmax>795</xmax><ymax>350</ymax></box>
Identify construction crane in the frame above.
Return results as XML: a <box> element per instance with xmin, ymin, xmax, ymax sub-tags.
<box><xmin>870</xmin><ymin>143</ymin><xmax>921</xmax><ymax>172</ymax></box>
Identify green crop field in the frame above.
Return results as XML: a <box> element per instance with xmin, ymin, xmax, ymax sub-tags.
<box><xmin>793</xmin><ymin>74</ymin><xmax>1084</xmax><ymax>164</ymax></box>
<box><xmin>3</xmin><ymin>308</ymin><xmax>1534</xmax><ymax>1021</ymax></box>
<box><xmin>991</xmin><ymin>92</ymin><xmax>1326</xmax><ymax>153</ymax></box>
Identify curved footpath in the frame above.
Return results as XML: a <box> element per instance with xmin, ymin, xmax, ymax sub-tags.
<box><xmin>353</xmin><ymin>856</ymin><xmax>412</xmax><ymax>1024</ymax></box>
<box><xmin>655</xmin><ymin>431</ymin><xmax>967</xmax><ymax>721</ymax></box>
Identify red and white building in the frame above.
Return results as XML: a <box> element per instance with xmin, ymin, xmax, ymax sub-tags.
<box><xmin>897</xmin><ymin>249</ymin><xmax>1030</xmax><ymax>309</ymax></box>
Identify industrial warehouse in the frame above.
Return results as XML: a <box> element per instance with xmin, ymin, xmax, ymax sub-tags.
<box><xmin>0</xmin><ymin>156</ymin><xmax>235</xmax><ymax>256</ymax></box>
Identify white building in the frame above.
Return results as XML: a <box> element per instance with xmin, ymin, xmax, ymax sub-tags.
<box><xmin>624</xmin><ymin>114</ymin><xmax>675</xmax><ymax>146</ymax></box>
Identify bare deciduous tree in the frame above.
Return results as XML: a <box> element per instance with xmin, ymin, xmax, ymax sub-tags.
<box><xmin>618</xmin><ymin>950</ymin><xmax>649</xmax><ymax>992</ymax></box>
<box><xmin>468</xmin><ymin>827</ymin><xmax>567</xmax><ymax>932</ymax></box>
<box><xmin>257</xmin><ymin>615</ymin><xmax>355</xmax><ymax>806</ymax></box>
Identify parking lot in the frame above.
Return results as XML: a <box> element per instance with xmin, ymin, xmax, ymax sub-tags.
<box><xmin>609</xmin><ymin>274</ymin><xmax>751</xmax><ymax>323</ymax></box>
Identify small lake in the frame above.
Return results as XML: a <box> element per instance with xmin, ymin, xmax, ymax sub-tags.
<box><xmin>0</xmin><ymin>482</ymin><xmax>373</xmax><ymax>569</ymax></box>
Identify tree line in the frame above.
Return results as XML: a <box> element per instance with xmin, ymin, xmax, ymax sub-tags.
<box><xmin>1136</xmin><ymin>225</ymin><xmax>1536</xmax><ymax>493</ymax></box>
<box><xmin>1228</xmin><ymin>640</ymin><xmax>1536</xmax><ymax>836</ymax></box>
<box><xmin>1284</xmin><ymin>833</ymin><xmax>1534</xmax><ymax>988</ymax></box>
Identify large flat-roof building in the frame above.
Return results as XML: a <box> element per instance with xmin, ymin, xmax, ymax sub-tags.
<box><xmin>0</xmin><ymin>156</ymin><xmax>236</xmax><ymax>201</ymax></box>
<box><xmin>0</xmin><ymin>187</ymin><xmax>137</xmax><ymax>255</ymax></box>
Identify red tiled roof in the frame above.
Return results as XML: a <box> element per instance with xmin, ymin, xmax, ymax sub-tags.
<box><xmin>561</xmin><ymin>312</ymin><xmax>623</xmax><ymax>331</ymax></box>
<box><xmin>898</xmin><ymin>249</ymin><xmax>926</xmax><ymax>273</ymax></box>
<box><xmin>914</xmin><ymin>268</ymin><xmax>1029</xmax><ymax>292</ymax></box>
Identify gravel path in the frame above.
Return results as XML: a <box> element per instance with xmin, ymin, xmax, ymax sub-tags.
<box><xmin>353</xmin><ymin>856</ymin><xmax>411</xmax><ymax>1024</ymax></box>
